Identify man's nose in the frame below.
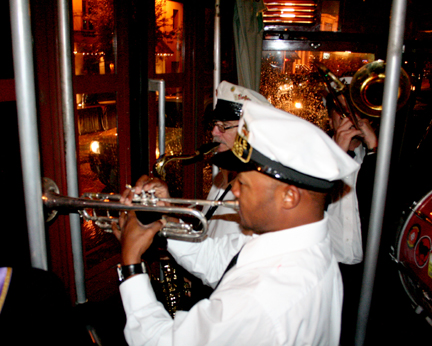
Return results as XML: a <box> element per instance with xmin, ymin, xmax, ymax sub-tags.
<box><xmin>231</xmin><ymin>179</ymin><xmax>240</xmax><ymax>198</ymax></box>
<box><xmin>212</xmin><ymin>124</ymin><xmax>222</xmax><ymax>136</ymax></box>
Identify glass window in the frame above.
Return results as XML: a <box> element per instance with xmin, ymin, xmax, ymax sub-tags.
<box><xmin>72</xmin><ymin>0</ymin><xmax>116</xmax><ymax>75</ymax></box>
<box><xmin>77</xmin><ymin>92</ymin><xmax>118</xmax><ymax>193</ymax></box>
<box><xmin>260</xmin><ymin>50</ymin><xmax>374</xmax><ymax>131</ymax></box>
<box><xmin>155</xmin><ymin>0</ymin><xmax>184</xmax><ymax>74</ymax></box>
<box><xmin>77</xmin><ymin>91</ymin><xmax>119</xmax><ymax>268</ymax></box>
<box><xmin>262</xmin><ymin>0</ymin><xmax>340</xmax><ymax>32</ymax></box>
<box><xmin>156</xmin><ymin>88</ymin><xmax>184</xmax><ymax>197</ymax></box>
<box><xmin>320</xmin><ymin>1</ymin><xmax>340</xmax><ymax>32</ymax></box>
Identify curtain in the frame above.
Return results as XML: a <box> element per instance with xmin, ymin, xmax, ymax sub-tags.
<box><xmin>233</xmin><ymin>0</ymin><xmax>266</xmax><ymax>92</ymax></box>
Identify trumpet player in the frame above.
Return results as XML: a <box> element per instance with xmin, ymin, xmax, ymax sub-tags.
<box><xmin>113</xmin><ymin>101</ymin><xmax>359</xmax><ymax>346</ymax></box>
<box><xmin>139</xmin><ymin>81</ymin><xmax>272</xmax><ymax>239</ymax></box>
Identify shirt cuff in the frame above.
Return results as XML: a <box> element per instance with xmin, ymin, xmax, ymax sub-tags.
<box><xmin>119</xmin><ymin>274</ymin><xmax>157</xmax><ymax>312</ymax></box>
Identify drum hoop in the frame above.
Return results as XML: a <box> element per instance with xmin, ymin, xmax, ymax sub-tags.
<box><xmin>396</xmin><ymin>190</ymin><xmax>432</xmax><ymax>261</ymax></box>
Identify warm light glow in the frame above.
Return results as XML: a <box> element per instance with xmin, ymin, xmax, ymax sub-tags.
<box><xmin>90</xmin><ymin>141</ymin><xmax>100</xmax><ymax>154</ymax></box>
<box><xmin>294</xmin><ymin>102</ymin><xmax>302</xmax><ymax>109</ymax></box>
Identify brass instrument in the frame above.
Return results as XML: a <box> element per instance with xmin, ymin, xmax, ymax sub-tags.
<box><xmin>350</xmin><ymin>60</ymin><xmax>411</xmax><ymax>117</ymax></box>
<box><xmin>315</xmin><ymin>62</ymin><xmax>360</xmax><ymax>129</ymax></box>
<box><xmin>154</xmin><ymin>142</ymin><xmax>220</xmax><ymax>180</ymax></box>
<box><xmin>42</xmin><ymin>177</ymin><xmax>238</xmax><ymax>241</ymax></box>
<box><xmin>315</xmin><ymin>60</ymin><xmax>411</xmax><ymax>121</ymax></box>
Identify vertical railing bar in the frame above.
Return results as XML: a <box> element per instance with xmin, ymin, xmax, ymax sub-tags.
<box><xmin>58</xmin><ymin>0</ymin><xmax>86</xmax><ymax>304</ymax></box>
<box><xmin>9</xmin><ymin>0</ymin><xmax>48</xmax><ymax>270</ymax></box>
<box><xmin>149</xmin><ymin>79</ymin><xmax>166</xmax><ymax>157</ymax></box>
<box><xmin>212</xmin><ymin>0</ymin><xmax>221</xmax><ymax>178</ymax></box>
<box><xmin>354</xmin><ymin>0</ymin><xmax>408</xmax><ymax>345</ymax></box>
<box><xmin>213</xmin><ymin>0</ymin><xmax>221</xmax><ymax>109</ymax></box>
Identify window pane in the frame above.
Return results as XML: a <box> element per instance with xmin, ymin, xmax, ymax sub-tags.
<box><xmin>77</xmin><ymin>92</ymin><xmax>119</xmax><ymax>266</ymax></box>
<box><xmin>155</xmin><ymin>0</ymin><xmax>184</xmax><ymax>74</ymax></box>
<box><xmin>72</xmin><ymin>0</ymin><xmax>116</xmax><ymax>75</ymax></box>
<box><xmin>156</xmin><ymin>88</ymin><xmax>184</xmax><ymax>197</ymax></box>
<box><xmin>260</xmin><ymin>50</ymin><xmax>374</xmax><ymax>131</ymax></box>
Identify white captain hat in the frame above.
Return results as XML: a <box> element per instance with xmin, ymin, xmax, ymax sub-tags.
<box><xmin>211</xmin><ymin>81</ymin><xmax>271</xmax><ymax>122</ymax></box>
<box><xmin>213</xmin><ymin>101</ymin><xmax>359</xmax><ymax>191</ymax></box>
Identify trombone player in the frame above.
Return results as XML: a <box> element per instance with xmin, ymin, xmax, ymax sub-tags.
<box><xmin>325</xmin><ymin>77</ymin><xmax>378</xmax><ymax>346</ymax></box>
<box><xmin>113</xmin><ymin>101</ymin><xmax>359</xmax><ymax>345</ymax></box>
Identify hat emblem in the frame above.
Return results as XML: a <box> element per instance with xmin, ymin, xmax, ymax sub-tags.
<box><xmin>232</xmin><ymin>134</ymin><xmax>252</xmax><ymax>163</ymax></box>
<box><xmin>234</xmin><ymin>93</ymin><xmax>251</xmax><ymax>102</ymax></box>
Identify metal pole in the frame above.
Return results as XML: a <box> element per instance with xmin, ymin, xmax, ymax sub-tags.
<box><xmin>9</xmin><ymin>0</ymin><xmax>48</xmax><ymax>270</ymax></box>
<box><xmin>149</xmin><ymin>79</ymin><xmax>166</xmax><ymax>157</ymax></box>
<box><xmin>213</xmin><ymin>0</ymin><xmax>221</xmax><ymax>177</ymax></box>
<box><xmin>213</xmin><ymin>0</ymin><xmax>221</xmax><ymax>108</ymax></box>
<box><xmin>58</xmin><ymin>0</ymin><xmax>86</xmax><ymax>304</ymax></box>
<box><xmin>354</xmin><ymin>0</ymin><xmax>408</xmax><ymax>345</ymax></box>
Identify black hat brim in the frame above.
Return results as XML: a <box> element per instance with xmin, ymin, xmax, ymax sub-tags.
<box><xmin>212</xmin><ymin>148</ymin><xmax>336</xmax><ymax>192</ymax></box>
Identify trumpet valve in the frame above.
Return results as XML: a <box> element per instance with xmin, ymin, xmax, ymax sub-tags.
<box><xmin>134</xmin><ymin>189</ymin><xmax>159</xmax><ymax>206</ymax></box>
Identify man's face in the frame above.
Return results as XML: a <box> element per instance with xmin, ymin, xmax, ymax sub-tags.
<box><xmin>231</xmin><ymin>170</ymin><xmax>279</xmax><ymax>233</ymax></box>
<box><xmin>212</xmin><ymin>120</ymin><xmax>239</xmax><ymax>153</ymax></box>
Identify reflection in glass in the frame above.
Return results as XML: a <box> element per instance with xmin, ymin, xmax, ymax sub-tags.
<box><xmin>72</xmin><ymin>0</ymin><xmax>116</xmax><ymax>75</ymax></box>
<box><xmin>260</xmin><ymin>50</ymin><xmax>374</xmax><ymax>131</ymax></box>
<box><xmin>156</xmin><ymin>89</ymin><xmax>184</xmax><ymax>197</ymax></box>
<box><xmin>321</xmin><ymin>1</ymin><xmax>340</xmax><ymax>32</ymax></box>
<box><xmin>77</xmin><ymin>92</ymin><xmax>119</xmax><ymax>265</ymax></box>
<box><xmin>155</xmin><ymin>0</ymin><xmax>184</xmax><ymax>74</ymax></box>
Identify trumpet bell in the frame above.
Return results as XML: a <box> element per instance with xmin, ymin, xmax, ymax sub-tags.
<box><xmin>350</xmin><ymin>60</ymin><xmax>411</xmax><ymax>117</ymax></box>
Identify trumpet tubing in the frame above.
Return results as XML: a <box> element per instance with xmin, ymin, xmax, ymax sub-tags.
<box><xmin>42</xmin><ymin>178</ymin><xmax>238</xmax><ymax>242</ymax></box>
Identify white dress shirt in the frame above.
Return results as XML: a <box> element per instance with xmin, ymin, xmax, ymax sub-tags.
<box><xmin>202</xmin><ymin>182</ymin><xmax>242</xmax><ymax>239</ymax></box>
<box><xmin>327</xmin><ymin>145</ymin><xmax>365</xmax><ymax>264</ymax></box>
<box><xmin>119</xmin><ymin>215</ymin><xmax>342</xmax><ymax>346</ymax></box>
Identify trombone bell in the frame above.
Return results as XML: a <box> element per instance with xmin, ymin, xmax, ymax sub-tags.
<box><xmin>350</xmin><ymin>60</ymin><xmax>411</xmax><ymax>117</ymax></box>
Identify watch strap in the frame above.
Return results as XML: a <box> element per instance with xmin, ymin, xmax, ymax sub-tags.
<box><xmin>117</xmin><ymin>262</ymin><xmax>146</xmax><ymax>282</ymax></box>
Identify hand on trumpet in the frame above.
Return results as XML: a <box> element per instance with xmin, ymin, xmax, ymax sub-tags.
<box><xmin>121</xmin><ymin>174</ymin><xmax>171</xmax><ymax>206</ymax></box>
<box><xmin>113</xmin><ymin>210</ymin><xmax>165</xmax><ymax>266</ymax></box>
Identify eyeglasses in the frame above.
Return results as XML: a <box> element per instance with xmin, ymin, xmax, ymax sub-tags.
<box><xmin>212</xmin><ymin>122</ymin><xmax>239</xmax><ymax>133</ymax></box>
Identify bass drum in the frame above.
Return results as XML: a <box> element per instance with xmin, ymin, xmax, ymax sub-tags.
<box><xmin>396</xmin><ymin>190</ymin><xmax>432</xmax><ymax>322</ymax></box>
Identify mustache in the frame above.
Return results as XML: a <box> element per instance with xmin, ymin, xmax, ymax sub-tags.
<box><xmin>213</xmin><ymin>137</ymin><xmax>226</xmax><ymax>146</ymax></box>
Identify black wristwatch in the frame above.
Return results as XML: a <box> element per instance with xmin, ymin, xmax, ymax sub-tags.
<box><xmin>116</xmin><ymin>262</ymin><xmax>147</xmax><ymax>283</ymax></box>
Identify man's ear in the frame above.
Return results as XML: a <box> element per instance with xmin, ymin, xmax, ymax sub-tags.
<box><xmin>282</xmin><ymin>185</ymin><xmax>301</xmax><ymax>209</ymax></box>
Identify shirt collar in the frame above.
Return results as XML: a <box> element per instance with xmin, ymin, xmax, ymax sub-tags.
<box><xmin>237</xmin><ymin>214</ymin><xmax>329</xmax><ymax>266</ymax></box>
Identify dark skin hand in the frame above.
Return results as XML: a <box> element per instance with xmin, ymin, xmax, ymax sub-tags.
<box><xmin>120</xmin><ymin>175</ymin><xmax>171</xmax><ymax>206</ymax></box>
<box><xmin>112</xmin><ymin>210</ymin><xmax>164</xmax><ymax>266</ymax></box>
<box><xmin>114</xmin><ymin>175</ymin><xmax>174</xmax><ymax>266</ymax></box>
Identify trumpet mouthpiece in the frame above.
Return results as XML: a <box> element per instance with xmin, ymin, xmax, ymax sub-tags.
<box><xmin>218</xmin><ymin>200</ymin><xmax>239</xmax><ymax>210</ymax></box>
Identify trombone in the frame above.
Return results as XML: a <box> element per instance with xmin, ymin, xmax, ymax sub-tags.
<box><xmin>315</xmin><ymin>60</ymin><xmax>411</xmax><ymax>121</ymax></box>
<box><xmin>42</xmin><ymin>177</ymin><xmax>238</xmax><ymax>241</ymax></box>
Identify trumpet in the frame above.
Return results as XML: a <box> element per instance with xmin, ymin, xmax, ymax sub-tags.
<box><xmin>42</xmin><ymin>177</ymin><xmax>238</xmax><ymax>241</ymax></box>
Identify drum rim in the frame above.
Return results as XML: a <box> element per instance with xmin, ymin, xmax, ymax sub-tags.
<box><xmin>395</xmin><ymin>189</ymin><xmax>432</xmax><ymax>315</ymax></box>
